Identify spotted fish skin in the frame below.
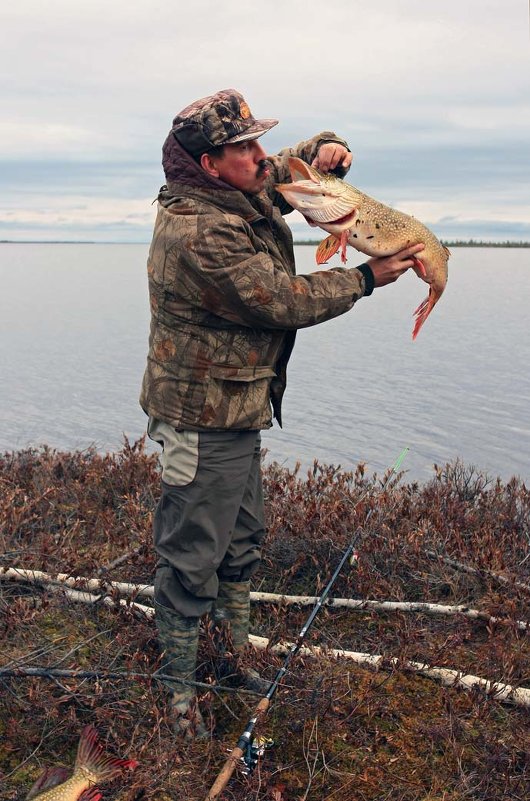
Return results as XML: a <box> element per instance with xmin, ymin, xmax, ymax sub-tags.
<box><xmin>30</xmin><ymin>773</ymin><xmax>100</xmax><ymax>801</ymax></box>
<box><xmin>27</xmin><ymin>726</ymin><xmax>137</xmax><ymax>801</ymax></box>
<box><xmin>275</xmin><ymin>157</ymin><xmax>450</xmax><ymax>339</ymax></box>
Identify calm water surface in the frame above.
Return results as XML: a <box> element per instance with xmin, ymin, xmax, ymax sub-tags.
<box><xmin>1</xmin><ymin>243</ymin><xmax>529</xmax><ymax>483</ymax></box>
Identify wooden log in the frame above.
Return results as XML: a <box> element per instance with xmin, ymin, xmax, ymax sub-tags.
<box><xmin>1</xmin><ymin>567</ymin><xmax>527</xmax><ymax>631</ymax></box>
<box><xmin>1</xmin><ymin>567</ymin><xmax>528</xmax><ymax>708</ymax></box>
<box><xmin>249</xmin><ymin>636</ymin><xmax>530</xmax><ymax>708</ymax></box>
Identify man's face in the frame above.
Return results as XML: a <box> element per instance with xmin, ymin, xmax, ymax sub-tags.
<box><xmin>209</xmin><ymin>139</ymin><xmax>270</xmax><ymax>194</ymax></box>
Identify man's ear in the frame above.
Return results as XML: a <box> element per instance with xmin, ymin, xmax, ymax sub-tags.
<box><xmin>200</xmin><ymin>152</ymin><xmax>219</xmax><ymax>177</ymax></box>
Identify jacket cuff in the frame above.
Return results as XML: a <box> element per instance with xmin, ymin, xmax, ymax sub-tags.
<box><xmin>357</xmin><ymin>263</ymin><xmax>375</xmax><ymax>296</ymax></box>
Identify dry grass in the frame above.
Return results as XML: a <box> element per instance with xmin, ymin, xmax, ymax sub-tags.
<box><xmin>1</xmin><ymin>441</ymin><xmax>529</xmax><ymax>801</ymax></box>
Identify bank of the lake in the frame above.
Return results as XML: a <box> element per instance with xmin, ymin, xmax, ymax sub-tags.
<box><xmin>1</xmin><ymin>443</ymin><xmax>529</xmax><ymax>801</ymax></box>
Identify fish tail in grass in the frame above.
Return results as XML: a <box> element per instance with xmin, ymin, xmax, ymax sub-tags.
<box><xmin>75</xmin><ymin>726</ymin><xmax>138</xmax><ymax>782</ymax></box>
<box><xmin>78</xmin><ymin>790</ymin><xmax>103</xmax><ymax>801</ymax></box>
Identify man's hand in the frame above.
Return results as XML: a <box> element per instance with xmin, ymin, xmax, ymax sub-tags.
<box><xmin>312</xmin><ymin>143</ymin><xmax>352</xmax><ymax>175</ymax></box>
<box><xmin>367</xmin><ymin>243</ymin><xmax>425</xmax><ymax>288</ymax></box>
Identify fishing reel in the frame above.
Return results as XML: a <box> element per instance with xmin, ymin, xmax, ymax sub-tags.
<box><xmin>236</xmin><ymin>736</ymin><xmax>274</xmax><ymax>774</ymax></box>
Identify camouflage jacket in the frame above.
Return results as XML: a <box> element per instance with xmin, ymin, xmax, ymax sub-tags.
<box><xmin>139</xmin><ymin>133</ymin><xmax>368</xmax><ymax>431</ymax></box>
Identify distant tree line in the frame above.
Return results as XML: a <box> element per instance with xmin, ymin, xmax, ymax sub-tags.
<box><xmin>294</xmin><ymin>239</ymin><xmax>530</xmax><ymax>248</ymax></box>
<box><xmin>441</xmin><ymin>240</ymin><xmax>530</xmax><ymax>248</ymax></box>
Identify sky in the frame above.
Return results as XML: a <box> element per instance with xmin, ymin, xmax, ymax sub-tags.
<box><xmin>1</xmin><ymin>0</ymin><xmax>529</xmax><ymax>243</ymax></box>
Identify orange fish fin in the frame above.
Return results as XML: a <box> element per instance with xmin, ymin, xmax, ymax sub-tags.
<box><xmin>75</xmin><ymin>726</ymin><xmax>138</xmax><ymax>783</ymax></box>
<box><xmin>411</xmin><ymin>256</ymin><xmax>427</xmax><ymax>278</ymax></box>
<box><xmin>316</xmin><ymin>234</ymin><xmax>341</xmax><ymax>264</ymax></box>
<box><xmin>27</xmin><ymin>767</ymin><xmax>70</xmax><ymax>799</ymax></box>
<box><xmin>339</xmin><ymin>230</ymin><xmax>349</xmax><ymax>264</ymax></box>
<box><xmin>412</xmin><ymin>289</ymin><xmax>437</xmax><ymax>340</ymax></box>
<box><xmin>79</xmin><ymin>790</ymin><xmax>103</xmax><ymax>801</ymax></box>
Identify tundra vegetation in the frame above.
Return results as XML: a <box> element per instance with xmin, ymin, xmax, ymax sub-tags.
<box><xmin>1</xmin><ymin>440</ymin><xmax>529</xmax><ymax>801</ymax></box>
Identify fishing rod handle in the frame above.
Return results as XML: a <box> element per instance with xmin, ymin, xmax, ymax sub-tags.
<box><xmin>203</xmin><ymin>697</ymin><xmax>271</xmax><ymax>801</ymax></box>
<box><xmin>204</xmin><ymin>745</ymin><xmax>245</xmax><ymax>801</ymax></box>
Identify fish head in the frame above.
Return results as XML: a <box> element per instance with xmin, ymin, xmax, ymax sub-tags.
<box><xmin>275</xmin><ymin>157</ymin><xmax>361</xmax><ymax>233</ymax></box>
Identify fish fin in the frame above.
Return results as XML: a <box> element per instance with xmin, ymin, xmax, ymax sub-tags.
<box><xmin>411</xmin><ymin>256</ymin><xmax>427</xmax><ymax>279</ymax></box>
<box><xmin>412</xmin><ymin>287</ymin><xmax>439</xmax><ymax>339</ymax></box>
<box><xmin>316</xmin><ymin>235</ymin><xmax>341</xmax><ymax>264</ymax></box>
<box><xmin>75</xmin><ymin>725</ymin><xmax>138</xmax><ymax>784</ymax></box>
<box><xmin>79</xmin><ymin>789</ymin><xmax>103</xmax><ymax>801</ymax></box>
<box><xmin>26</xmin><ymin>767</ymin><xmax>70</xmax><ymax>799</ymax></box>
<box><xmin>287</xmin><ymin>157</ymin><xmax>320</xmax><ymax>183</ymax></box>
<box><xmin>443</xmin><ymin>245</ymin><xmax>451</xmax><ymax>258</ymax></box>
<box><xmin>339</xmin><ymin>230</ymin><xmax>349</xmax><ymax>264</ymax></box>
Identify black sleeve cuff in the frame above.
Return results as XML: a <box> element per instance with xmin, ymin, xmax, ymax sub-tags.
<box><xmin>357</xmin><ymin>263</ymin><xmax>375</xmax><ymax>296</ymax></box>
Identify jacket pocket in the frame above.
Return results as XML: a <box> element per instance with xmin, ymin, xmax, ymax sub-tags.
<box><xmin>200</xmin><ymin>365</ymin><xmax>277</xmax><ymax>428</ymax></box>
<box><xmin>209</xmin><ymin>364</ymin><xmax>277</xmax><ymax>382</ymax></box>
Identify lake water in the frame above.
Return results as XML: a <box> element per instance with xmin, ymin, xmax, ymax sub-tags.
<box><xmin>1</xmin><ymin>243</ymin><xmax>529</xmax><ymax>484</ymax></box>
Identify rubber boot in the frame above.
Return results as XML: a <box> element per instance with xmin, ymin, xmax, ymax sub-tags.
<box><xmin>212</xmin><ymin>581</ymin><xmax>269</xmax><ymax>694</ymax></box>
<box><xmin>155</xmin><ymin>602</ymin><xmax>208</xmax><ymax>739</ymax></box>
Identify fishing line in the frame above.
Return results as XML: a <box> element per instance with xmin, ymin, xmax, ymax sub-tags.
<box><xmin>203</xmin><ymin>446</ymin><xmax>409</xmax><ymax>801</ymax></box>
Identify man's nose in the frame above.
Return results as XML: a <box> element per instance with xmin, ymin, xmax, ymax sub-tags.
<box><xmin>253</xmin><ymin>141</ymin><xmax>267</xmax><ymax>161</ymax></box>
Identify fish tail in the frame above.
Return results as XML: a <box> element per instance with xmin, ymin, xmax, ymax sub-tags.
<box><xmin>412</xmin><ymin>287</ymin><xmax>438</xmax><ymax>339</ymax></box>
<box><xmin>79</xmin><ymin>789</ymin><xmax>103</xmax><ymax>801</ymax></box>
<box><xmin>75</xmin><ymin>725</ymin><xmax>138</xmax><ymax>783</ymax></box>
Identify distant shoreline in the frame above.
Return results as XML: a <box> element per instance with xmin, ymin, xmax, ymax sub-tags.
<box><xmin>294</xmin><ymin>240</ymin><xmax>530</xmax><ymax>248</ymax></box>
<box><xmin>1</xmin><ymin>239</ymin><xmax>529</xmax><ymax>248</ymax></box>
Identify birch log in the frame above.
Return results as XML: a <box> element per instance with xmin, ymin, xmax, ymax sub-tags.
<box><xmin>1</xmin><ymin>567</ymin><xmax>527</xmax><ymax>631</ymax></box>
<box><xmin>1</xmin><ymin>567</ymin><xmax>528</xmax><ymax>708</ymax></box>
<box><xmin>424</xmin><ymin>549</ymin><xmax>530</xmax><ymax>594</ymax></box>
<box><xmin>249</xmin><ymin>636</ymin><xmax>530</xmax><ymax>708</ymax></box>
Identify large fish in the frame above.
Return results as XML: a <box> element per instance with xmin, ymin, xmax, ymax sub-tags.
<box><xmin>275</xmin><ymin>157</ymin><xmax>449</xmax><ymax>339</ymax></box>
<box><xmin>26</xmin><ymin>725</ymin><xmax>138</xmax><ymax>801</ymax></box>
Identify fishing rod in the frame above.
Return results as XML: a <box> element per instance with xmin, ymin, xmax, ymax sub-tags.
<box><xmin>203</xmin><ymin>447</ymin><xmax>409</xmax><ymax>801</ymax></box>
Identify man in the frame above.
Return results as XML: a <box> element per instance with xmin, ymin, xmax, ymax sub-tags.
<box><xmin>140</xmin><ymin>89</ymin><xmax>423</xmax><ymax>738</ymax></box>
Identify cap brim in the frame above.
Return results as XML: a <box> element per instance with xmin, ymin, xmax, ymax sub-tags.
<box><xmin>224</xmin><ymin>119</ymin><xmax>279</xmax><ymax>144</ymax></box>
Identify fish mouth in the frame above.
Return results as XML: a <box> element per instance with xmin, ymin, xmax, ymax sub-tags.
<box><xmin>275</xmin><ymin>182</ymin><xmax>357</xmax><ymax>225</ymax></box>
<box><xmin>276</xmin><ymin>157</ymin><xmax>359</xmax><ymax>227</ymax></box>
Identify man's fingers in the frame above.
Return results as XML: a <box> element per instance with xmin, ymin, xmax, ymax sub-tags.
<box><xmin>398</xmin><ymin>243</ymin><xmax>425</xmax><ymax>258</ymax></box>
<box><xmin>312</xmin><ymin>144</ymin><xmax>351</xmax><ymax>173</ymax></box>
<box><xmin>312</xmin><ymin>148</ymin><xmax>337</xmax><ymax>172</ymax></box>
<box><xmin>338</xmin><ymin>151</ymin><xmax>353</xmax><ymax>170</ymax></box>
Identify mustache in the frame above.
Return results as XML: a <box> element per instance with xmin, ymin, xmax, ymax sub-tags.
<box><xmin>256</xmin><ymin>158</ymin><xmax>270</xmax><ymax>177</ymax></box>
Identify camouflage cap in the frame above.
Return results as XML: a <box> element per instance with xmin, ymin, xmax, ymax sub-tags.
<box><xmin>170</xmin><ymin>89</ymin><xmax>278</xmax><ymax>158</ymax></box>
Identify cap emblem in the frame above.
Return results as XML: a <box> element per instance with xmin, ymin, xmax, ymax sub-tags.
<box><xmin>239</xmin><ymin>101</ymin><xmax>251</xmax><ymax>120</ymax></box>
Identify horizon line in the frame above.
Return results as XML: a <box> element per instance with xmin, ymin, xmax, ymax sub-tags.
<box><xmin>2</xmin><ymin>238</ymin><xmax>530</xmax><ymax>248</ymax></box>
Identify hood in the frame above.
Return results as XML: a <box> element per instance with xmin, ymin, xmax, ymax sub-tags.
<box><xmin>162</xmin><ymin>134</ymin><xmax>238</xmax><ymax>193</ymax></box>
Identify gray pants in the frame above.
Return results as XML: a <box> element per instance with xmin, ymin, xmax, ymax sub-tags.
<box><xmin>148</xmin><ymin>418</ymin><xmax>265</xmax><ymax>617</ymax></box>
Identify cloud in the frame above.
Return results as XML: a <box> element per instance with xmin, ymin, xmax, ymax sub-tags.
<box><xmin>0</xmin><ymin>193</ymin><xmax>156</xmax><ymax>242</ymax></box>
<box><xmin>1</xmin><ymin>0</ymin><xmax>529</xmax><ymax>240</ymax></box>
